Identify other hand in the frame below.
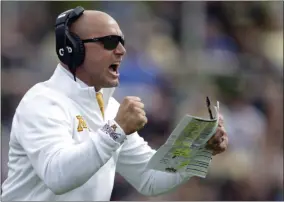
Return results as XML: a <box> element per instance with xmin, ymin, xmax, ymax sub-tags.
<box><xmin>206</xmin><ymin>113</ymin><xmax>228</xmax><ymax>155</ymax></box>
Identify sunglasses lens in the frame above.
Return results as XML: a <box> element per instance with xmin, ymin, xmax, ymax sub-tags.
<box><xmin>83</xmin><ymin>35</ymin><xmax>125</xmax><ymax>50</ymax></box>
<box><xmin>103</xmin><ymin>36</ymin><xmax>120</xmax><ymax>50</ymax></box>
<box><xmin>120</xmin><ymin>38</ymin><xmax>125</xmax><ymax>46</ymax></box>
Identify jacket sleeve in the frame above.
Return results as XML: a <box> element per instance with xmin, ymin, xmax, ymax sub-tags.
<box><xmin>14</xmin><ymin>95</ymin><xmax>122</xmax><ymax>195</ymax></box>
<box><xmin>116</xmin><ymin>133</ymin><xmax>193</xmax><ymax>196</ymax></box>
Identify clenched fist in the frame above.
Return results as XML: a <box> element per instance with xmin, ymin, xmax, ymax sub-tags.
<box><xmin>114</xmin><ymin>96</ymin><xmax>148</xmax><ymax>135</ymax></box>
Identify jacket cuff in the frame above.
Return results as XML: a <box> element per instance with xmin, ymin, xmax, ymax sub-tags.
<box><xmin>101</xmin><ymin>120</ymin><xmax>126</xmax><ymax>144</ymax></box>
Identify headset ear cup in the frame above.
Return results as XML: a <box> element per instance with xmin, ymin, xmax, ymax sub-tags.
<box><xmin>69</xmin><ymin>32</ymin><xmax>85</xmax><ymax>67</ymax></box>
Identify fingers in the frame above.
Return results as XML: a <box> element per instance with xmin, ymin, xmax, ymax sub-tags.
<box><xmin>124</xmin><ymin>96</ymin><xmax>147</xmax><ymax>127</ymax></box>
<box><xmin>128</xmin><ymin>100</ymin><xmax>145</xmax><ymax>115</ymax></box>
<box><xmin>136</xmin><ymin>113</ymin><xmax>148</xmax><ymax>130</ymax></box>
<box><xmin>207</xmin><ymin>127</ymin><xmax>225</xmax><ymax>145</ymax></box>
<box><xmin>212</xmin><ymin>148</ymin><xmax>225</xmax><ymax>156</ymax></box>
<box><xmin>134</xmin><ymin>107</ymin><xmax>146</xmax><ymax>116</ymax></box>
<box><xmin>124</xmin><ymin>97</ymin><xmax>145</xmax><ymax>109</ymax></box>
<box><xmin>116</xmin><ymin>96</ymin><xmax>148</xmax><ymax>135</ymax></box>
<box><xmin>206</xmin><ymin>105</ymin><xmax>228</xmax><ymax>155</ymax></box>
<box><xmin>206</xmin><ymin>126</ymin><xmax>228</xmax><ymax>155</ymax></box>
<box><xmin>125</xmin><ymin>96</ymin><xmax>141</xmax><ymax>102</ymax></box>
<box><xmin>218</xmin><ymin>113</ymin><xmax>224</xmax><ymax>127</ymax></box>
<box><xmin>133</xmin><ymin>101</ymin><xmax>145</xmax><ymax>110</ymax></box>
<box><xmin>219</xmin><ymin>134</ymin><xmax>228</xmax><ymax>149</ymax></box>
<box><xmin>212</xmin><ymin>136</ymin><xmax>228</xmax><ymax>155</ymax></box>
<box><xmin>138</xmin><ymin>113</ymin><xmax>148</xmax><ymax>125</ymax></box>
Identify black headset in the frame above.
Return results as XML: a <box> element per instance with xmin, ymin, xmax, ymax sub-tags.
<box><xmin>55</xmin><ymin>6</ymin><xmax>85</xmax><ymax>79</ymax></box>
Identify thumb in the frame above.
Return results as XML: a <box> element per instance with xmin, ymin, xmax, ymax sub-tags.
<box><xmin>217</xmin><ymin>102</ymin><xmax>224</xmax><ymax>126</ymax></box>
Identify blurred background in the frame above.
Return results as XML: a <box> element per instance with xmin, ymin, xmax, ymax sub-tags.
<box><xmin>1</xmin><ymin>1</ymin><xmax>283</xmax><ymax>201</ymax></box>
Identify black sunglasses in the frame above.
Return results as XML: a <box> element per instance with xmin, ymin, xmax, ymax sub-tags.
<box><xmin>82</xmin><ymin>35</ymin><xmax>125</xmax><ymax>50</ymax></box>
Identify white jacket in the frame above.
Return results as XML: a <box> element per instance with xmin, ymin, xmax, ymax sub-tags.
<box><xmin>1</xmin><ymin>64</ymin><xmax>193</xmax><ymax>201</ymax></box>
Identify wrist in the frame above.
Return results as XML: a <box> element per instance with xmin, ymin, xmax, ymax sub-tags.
<box><xmin>101</xmin><ymin>120</ymin><xmax>126</xmax><ymax>144</ymax></box>
<box><xmin>108</xmin><ymin>119</ymin><xmax>126</xmax><ymax>136</ymax></box>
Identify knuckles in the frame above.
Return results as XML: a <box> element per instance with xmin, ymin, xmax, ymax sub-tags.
<box><xmin>138</xmin><ymin>113</ymin><xmax>144</xmax><ymax>120</ymax></box>
<box><xmin>144</xmin><ymin>116</ymin><xmax>148</xmax><ymax>124</ymax></box>
<box><xmin>128</xmin><ymin>101</ymin><xmax>136</xmax><ymax>110</ymax></box>
<box><xmin>123</xmin><ymin>97</ymin><xmax>133</xmax><ymax>106</ymax></box>
<box><xmin>119</xmin><ymin>96</ymin><xmax>148</xmax><ymax>131</ymax></box>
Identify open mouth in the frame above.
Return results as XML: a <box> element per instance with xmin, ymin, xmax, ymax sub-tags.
<box><xmin>109</xmin><ymin>63</ymin><xmax>119</xmax><ymax>74</ymax></box>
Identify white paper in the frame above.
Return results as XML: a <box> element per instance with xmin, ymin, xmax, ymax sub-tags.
<box><xmin>147</xmin><ymin>103</ymin><xmax>219</xmax><ymax>178</ymax></box>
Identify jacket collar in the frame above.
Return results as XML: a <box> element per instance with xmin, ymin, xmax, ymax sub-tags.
<box><xmin>46</xmin><ymin>64</ymin><xmax>115</xmax><ymax>109</ymax></box>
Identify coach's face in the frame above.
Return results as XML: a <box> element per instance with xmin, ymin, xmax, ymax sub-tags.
<box><xmin>73</xmin><ymin>11</ymin><xmax>126</xmax><ymax>90</ymax></box>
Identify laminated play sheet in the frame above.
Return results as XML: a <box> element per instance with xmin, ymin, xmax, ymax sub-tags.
<box><xmin>146</xmin><ymin>102</ymin><xmax>220</xmax><ymax>178</ymax></box>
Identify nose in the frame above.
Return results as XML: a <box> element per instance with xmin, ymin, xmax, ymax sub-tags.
<box><xmin>114</xmin><ymin>42</ymin><xmax>126</xmax><ymax>56</ymax></box>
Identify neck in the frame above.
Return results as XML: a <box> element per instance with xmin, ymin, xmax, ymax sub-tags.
<box><xmin>95</xmin><ymin>87</ymin><xmax>101</xmax><ymax>92</ymax></box>
<box><xmin>60</xmin><ymin>63</ymin><xmax>101</xmax><ymax>92</ymax></box>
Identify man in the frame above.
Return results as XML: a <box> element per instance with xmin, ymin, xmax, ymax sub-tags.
<box><xmin>1</xmin><ymin>7</ymin><xmax>228</xmax><ymax>201</ymax></box>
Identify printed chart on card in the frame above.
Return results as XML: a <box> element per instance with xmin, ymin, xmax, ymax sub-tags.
<box><xmin>147</xmin><ymin>102</ymin><xmax>220</xmax><ymax>178</ymax></box>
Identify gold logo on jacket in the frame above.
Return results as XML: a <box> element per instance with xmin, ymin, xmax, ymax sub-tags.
<box><xmin>76</xmin><ymin>115</ymin><xmax>88</xmax><ymax>132</ymax></box>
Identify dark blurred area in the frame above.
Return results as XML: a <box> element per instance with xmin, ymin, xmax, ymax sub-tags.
<box><xmin>1</xmin><ymin>1</ymin><xmax>283</xmax><ymax>201</ymax></box>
